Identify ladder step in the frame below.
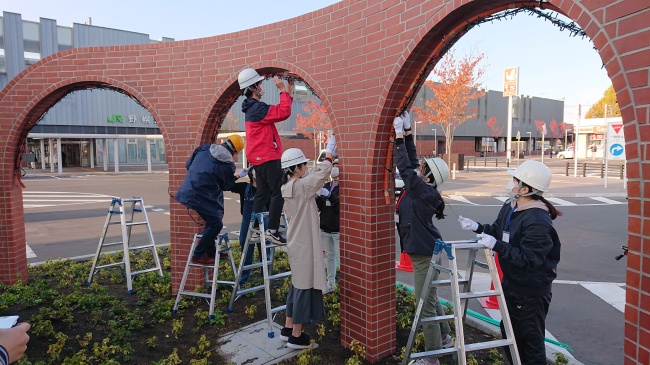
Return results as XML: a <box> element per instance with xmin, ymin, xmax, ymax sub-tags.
<box><xmin>420</xmin><ymin>314</ymin><xmax>455</xmax><ymax>324</ymax></box>
<box><xmin>429</xmin><ymin>279</ymin><xmax>469</xmax><ymax>287</ymax></box>
<box><xmin>95</xmin><ymin>262</ymin><xmax>124</xmax><ymax>270</ymax></box>
<box><xmin>130</xmin><ymin>268</ymin><xmax>159</xmax><ymax>276</ymax></box>
<box><xmin>101</xmin><ymin>241</ymin><xmax>124</xmax><ymax>247</ymax></box>
<box><xmin>474</xmin><ymin>260</ymin><xmax>489</xmax><ymax>269</ymax></box>
<box><xmin>240</xmin><ymin>261</ymin><xmax>271</xmax><ymax>271</ymax></box>
<box><xmin>179</xmin><ymin>291</ymin><xmax>212</xmax><ymax>299</ymax></box>
<box><xmin>124</xmin><ymin>222</ymin><xmax>148</xmax><ymax>227</ymax></box>
<box><xmin>465</xmin><ymin>339</ymin><xmax>515</xmax><ymax>352</ymax></box>
<box><xmin>459</xmin><ymin>290</ymin><xmax>500</xmax><ymax>300</ymax></box>
<box><xmin>128</xmin><ymin>244</ymin><xmax>156</xmax><ymax>251</ymax></box>
<box><xmin>270</xmin><ymin>305</ymin><xmax>286</xmax><ymax>314</ymax></box>
<box><xmin>268</xmin><ymin>271</ymin><xmax>292</xmax><ymax>280</ymax></box>
<box><xmin>121</xmin><ymin>198</ymin><xmax>143</xmax><ymax>203</ymax></box>
<box><xmin>409</xmin><ymin>347</ymin><xmax>456</xmax><ymax>360</ymax></box>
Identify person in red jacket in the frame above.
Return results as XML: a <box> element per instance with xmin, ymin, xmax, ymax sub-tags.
<box><xmin>238</xmin><ymin>68</ymin><xmax>294</xmax><ymax>244</ymax></box>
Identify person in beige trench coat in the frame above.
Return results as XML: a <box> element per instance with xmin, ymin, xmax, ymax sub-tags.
<box><xmin>278</xmin><ymin>136</ymin><xmax>336</xmax><ymax>350</ymax></box>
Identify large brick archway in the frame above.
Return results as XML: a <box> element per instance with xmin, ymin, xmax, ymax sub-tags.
<box><xmin>1</xmin><ymin>1</ymin><xmax>648</xmax><ymax>362</ymax></box>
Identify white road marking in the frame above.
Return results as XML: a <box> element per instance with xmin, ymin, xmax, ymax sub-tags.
<box><xmin>445</xmin><ymin>195</ymin><xmax>479</xmax><ymax>205</ymax></box>
<box><xmin>580</xmin><ymin>283</ymin><xmax>626</xmax><ymax>312</ymax></box>
<box><xmin>546</xmin><ymin>198</ymin><xmax>577</xmax><ymax>206</ymax></box>
<box><xmin>590</xmin><ymin>197</ymin><xmax>626</xmax><ymax>205</ymax></box>
<box><xmin>494</xmin><ymin>197</ymin><xmax>509</xmax><ymax>203</ymax></box>
<box><xmin>26</xmin><ymin>245</ymin><xmax>36</xmax><ymax>258</ymax></box>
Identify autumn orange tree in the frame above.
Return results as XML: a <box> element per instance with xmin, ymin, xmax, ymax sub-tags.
<box><xmin>220</xmin><ymin>112</ymin><xmax>239</xmax><ymax>133</ymax></box>
<box><xmin>486</xmin><ymin>117</ymin><xmax>503</xmax><ymax>156</ymax></box>
<box><xmin>294</xmin><ymin>100</ymin><xmax>331</xmax><ymax>162</ymax></box>
<box><xmin>413</xmin><ymin>50</ymin><xmax>486</xmax><ymax>166</ymax></box>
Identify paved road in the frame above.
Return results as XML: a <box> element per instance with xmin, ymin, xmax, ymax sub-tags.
<box><xmin>22</xmin><ymin>168</ymin><xmax>627</xmax><ymax>364</ymax></box>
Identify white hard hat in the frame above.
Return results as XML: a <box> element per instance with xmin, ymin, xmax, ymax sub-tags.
<box><xmin>281</xmin><ymin>148</ymin><xmax>310</xmax><ymax>170</ymax></box>
<box><xmin>508</xmin><ymin>160</ymin><xmax>552</xmax><ymax>192</ymax></box>
<box><xmin>238</xmin><ymin>68</ymin><xmax>264</xmax><ymax>90</ymax></box>
<box><xmin>424</xmin><ymin>157</ymin><xmax>449</xmax><ymax>187</ymax></box>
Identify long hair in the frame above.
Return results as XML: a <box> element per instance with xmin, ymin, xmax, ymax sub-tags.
<box><xmin>519</xmin><ymin>181</ymin><xmax>563</xmax><ymax>220</ymax></box>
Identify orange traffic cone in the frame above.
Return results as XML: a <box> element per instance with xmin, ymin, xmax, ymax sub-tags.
<box><xmin>481</xmin><ymin>252</ymin><xmax>504</xmax><ymax>309</ymax></box>
<box><xmin>396</xmin><ymin>252</ymin><xmax>413</xmax><ymax>272</ymax></box>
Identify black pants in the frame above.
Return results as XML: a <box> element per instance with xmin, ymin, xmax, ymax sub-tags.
<box><xmin>194</xmin><ymin>211</ymin><xmax>223</xmax><ymax>258</ymax></box>
<box><xmin>252</xmin><ymin>160</ymin><xmax>284</xmax><ymax>231</ymax></box>
<box><xmin>500</xmin><ymin>286</ymin><xmax>551</xmax><ymax>365</ymax></box>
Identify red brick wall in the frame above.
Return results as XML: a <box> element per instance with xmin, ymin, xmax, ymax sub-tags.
<box><xmin>1</xmin><ymin>0</ymin><xmax>649</xmax><ymax>362</ymax></box>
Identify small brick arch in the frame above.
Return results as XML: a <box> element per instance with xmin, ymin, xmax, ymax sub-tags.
<box><xmin>1</xmin><ymin>0</ymin><xmax>648</xmax><ymax>362</ymax></box>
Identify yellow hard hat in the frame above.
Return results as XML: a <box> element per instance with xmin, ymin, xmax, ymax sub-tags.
<box><xmin>224</xmin><ymin>134</ymin><xmax>245</xmax><ymax>154</ymax></box>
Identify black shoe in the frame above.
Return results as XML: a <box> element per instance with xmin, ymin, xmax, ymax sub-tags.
<box><xmin>280</xmin><ymin>327</ymin><xmax>292</xmax><ymax>341</ymax></box>
<box><xmin>265</xmin><ymin>229</ymin><xmax>286</xmax><ymax>245</ymax></box>
<box><xmin>287</xmin><ymin>333</ymin><xmax>318</xmax><ymax>350</ymax></box>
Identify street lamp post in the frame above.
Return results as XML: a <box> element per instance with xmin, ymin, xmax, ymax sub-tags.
<box><xmin>414</xmin><ymin>121</ymin><xmax>423</xmax><ymax>151</ymax></box>
<box><xmin>526</xmin><ymin>132</ymin><xmax>532</xmax><ymax>155</ymax></box>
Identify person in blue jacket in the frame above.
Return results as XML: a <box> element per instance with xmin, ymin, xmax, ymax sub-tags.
<box><xmin>394</xmin><ymin>112</ymin><xmax>453</xmax><ymax>365</ymax></box>
<box><xmin>175</xmin><ymin>135</ymin><xmax>244</xmax><ymax>265</ymax></box>
<box><xmin>459</xmin><ymin>160</ymin><xmax>562</xmax><ymax>365</ymax></box>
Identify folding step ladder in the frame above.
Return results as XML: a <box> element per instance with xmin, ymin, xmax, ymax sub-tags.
<box><xmin>86</xmin><ymin>197</ymin><xmax>163</xmax><ymax>293</ymax></box>
<box><xmin>227</xmin><ymin>211</ymin><xmax>291</xmax><ymax>338</ymax></box>
<box><xmin>171</xmin><ymin>233</ymin><xmax>237</xmax><ymax>318</ymax></box>
<box><xmin>403</xmin><ymin>239</ymin><xmax>521</xmax><ymax>365</ymax></box>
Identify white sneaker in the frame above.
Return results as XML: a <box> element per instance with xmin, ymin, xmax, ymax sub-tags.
<box><xmin>441</xmin><ymin>334</ymin><xmax>455</xmax><ymax>348</ymax></box>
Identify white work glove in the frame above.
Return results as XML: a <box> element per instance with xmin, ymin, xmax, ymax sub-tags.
<box><xmin>236</xmin><ymin>167</ymin><xmax>250</xmax><ymax>178</ymax></box>
<box><xmin>319</xmin><ymin>187</ymin><xmax>330</xmax><ymax>197</ymax></box>
<box><xmin>476</xmin><ymin>233</ymin><xmax>497</xmax><ymax>250</ymax></box>
<box><xmin>401</xmin><ymin>111</ymin><xmax>411</xmax><ymax>129</ymax></box>
<box><xmin>393</xmin><ymin>116</ymin><xmax>404</xmax><ymax>134</ymax></box>
<box><xmin>458</xmin><ymin>215</ymin><xmax>479</xmax><ymax>231</ymax></box>
<box><xmin>325</xmin><ymin>135</ymin><xmax>337</xmax><ymax>156</ymax></box>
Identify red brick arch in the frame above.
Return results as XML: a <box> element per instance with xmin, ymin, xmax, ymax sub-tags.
<box><xmin>1</xmin><ymin>0</ymin><xmax>648</xmax><ymax>362</ymax></box>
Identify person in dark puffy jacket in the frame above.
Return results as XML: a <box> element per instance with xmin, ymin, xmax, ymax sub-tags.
<box><xmin>238</xmin><ymin>68</ymin><xmax>294</xmax><ymax>245</ymax></box>
<box><xmin>459</xmin><ymin>160</ymin><xmax>562</xmax><ymax>365</ymax></box>
<box><xmin>394</xmin><ymin>112</ymin><xmax>453</xmax><ymax>365</ymax></box>
<box><xmin>175</xmin><ymin>135</ymin><xmax>244</xmax><ymax>265</ymax></box>
<box><xmin>315</xmin><ymin>166</ymin><xmax>340</xmax><ymax>291</ymax></box>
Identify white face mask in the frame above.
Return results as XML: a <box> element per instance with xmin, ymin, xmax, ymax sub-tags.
<box><xmin>505</xmin><ymin>179</ymin><xmax>515</xmax><ymax>193</ymax></box>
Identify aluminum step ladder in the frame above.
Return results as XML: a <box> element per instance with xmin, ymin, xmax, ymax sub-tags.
<box><xmin>86</xmin><ymin>197</ymin><xmax>163</xmax><ymax>293</ymax></box>
<box><xmin>227</xmin><ymin>211</ymin><xmax>291</xmax><ymax>338</ymax></box>
<box><xmin>171</xmin><ymin>233</ymin><xmax>237</xmax><ymax>318</ymax></box>
<box><xmin>403</xmin><ymin>239</ymin><xmax>521</xmax><ymax>365</ymax></box>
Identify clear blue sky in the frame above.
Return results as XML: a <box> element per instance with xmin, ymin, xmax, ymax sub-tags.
<box><xmin>1</xmin><ymin>0</ymin><xmax>611</xmax><ymax>123</ymax></box>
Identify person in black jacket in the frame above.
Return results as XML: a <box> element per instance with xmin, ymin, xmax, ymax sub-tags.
<box><xmin>316</xmin><ymin>166</ymin><xmax>340</xmax><ymax>292</ymax></box>
<box><xmin>175</xmin><ymin>135</ymin><xmax>244</xmax><ymax>266</ymax></box>
<box><xmin>459</xmin><ymin>160</ymin><xmax>562</xmax><ymax>365</ymax></box>
<box><xmin>394</xmin><ymin>112</ymin><xmax>453</xmax><ymax>365</ymax></box>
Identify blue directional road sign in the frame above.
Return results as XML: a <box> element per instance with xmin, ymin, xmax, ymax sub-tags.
<box><xmin>610</xmin><ymin>143</ymin><xmax>624</xmax><ymax>157</ymax></box>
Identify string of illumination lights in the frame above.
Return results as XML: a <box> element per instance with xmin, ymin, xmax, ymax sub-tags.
<box><xmin>401</xmin><ymin>4</ymin><xmax>591</xmax><ymax>115</ymax></box>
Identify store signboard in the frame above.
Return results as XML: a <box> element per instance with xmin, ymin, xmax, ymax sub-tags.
<box><xmin>503</xmin><ymin>67</ymin><xmax>519</xmax><ymax>97</ymax></box>
<box><xmin>606</xmin><ymin>122</ymin><xmax>625</xmax><ymax>161</ymax></box>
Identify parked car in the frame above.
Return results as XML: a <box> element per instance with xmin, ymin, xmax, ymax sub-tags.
<box><xmin>557</xmin><ymin>149</ymin><xmax>574</xmax><ymax>159</ymax></box>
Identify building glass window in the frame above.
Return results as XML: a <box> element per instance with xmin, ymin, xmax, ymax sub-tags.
<box><xmin>23</xmin><ymin>21</ymin><xmax>40</xmax><ymax>65</ymax></box>
<box><xmin>57</xmin><ymin>26</ymin><xmax>72</xmax><ymax>51</ymax></box>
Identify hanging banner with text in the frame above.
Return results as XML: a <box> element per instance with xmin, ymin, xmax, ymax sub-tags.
<box><xmin>606</xmin><ymin>122</ymin><xmax>625</xmax><ymax>161</ymax></box>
